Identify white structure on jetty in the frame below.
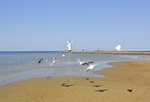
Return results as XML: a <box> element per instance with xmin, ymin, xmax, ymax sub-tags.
<box><xmin>115</xmin><ymin>45</ymin><xmax>121</xmax><ymax>51</ymax></box>
<box><xmin>67</xmin><ymin>40</ymin><xmax>73</xmax><ymax>51</ymax></box>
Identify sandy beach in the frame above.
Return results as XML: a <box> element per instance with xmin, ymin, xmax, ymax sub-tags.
<box><xmin>1</xmin><ymin>60</ymin><xmax>150</xmax><ymax>102</ymax></box>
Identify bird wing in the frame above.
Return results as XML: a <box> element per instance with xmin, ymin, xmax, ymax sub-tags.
<box><xmin>77</xmin><ymin>59</ymin><xmax>82</xmax><ymax>64</ymax></box>
<box><xmin>46</xmin><ymin>59</ymin><xmax>51</xmax><ymax>64</ymax></box>
<box><xmin>85</xmin><ymin>64</ymin><xmax>98</xmax><ymax>72</ymax></box>
<box><xmin>38</xmin><ymin>58</ymin><xmax>43</xmax><ymax>63</ymax></box>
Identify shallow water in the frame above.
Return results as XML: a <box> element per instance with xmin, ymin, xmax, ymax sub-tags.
<box><xmin>0</xmin><ymin>51</ymin><xmax>147</xmax><ymax>86</ymax></box>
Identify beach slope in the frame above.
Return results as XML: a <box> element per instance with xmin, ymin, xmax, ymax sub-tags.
<box><xmin>0</xmin><ymin>61</ymin><xmax>150</xmax><ymax>102</ymax></box>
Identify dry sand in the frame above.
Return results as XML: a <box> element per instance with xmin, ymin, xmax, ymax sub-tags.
<box><xmin>1</xmin><ymin>61</ymin><xmax>150</xmax><ymax>102</ymax></box>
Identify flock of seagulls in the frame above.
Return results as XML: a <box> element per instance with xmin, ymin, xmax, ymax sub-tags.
<box><xmin>38</xmin><ymin>54</ymin><xmax>98</xmax><ymax>72</ymax></box>
<box><xmin>39</xmin><ymin>54</ymin><xmax>133</xmax><ymax>93</ymax></box>
<box><xmin>38</xmin><ymin>57</ymin><xmax>58</xmax><ymax>67</ymax></box>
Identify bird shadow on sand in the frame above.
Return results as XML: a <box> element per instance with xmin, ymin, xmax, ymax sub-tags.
<box><xmin>95</xmin><ymin>89</ymin><xmax>108</xmax><ymax>92</ymax></box>
<box><xmin>127</xmin><ymin>89</ymin><xmax>132</xmax><ymax>92</ymax></box>
<box><xmin>61</xmin><ymin>83</ymin><xmax>74</xmax><ymax>87</ymax></box>
<box><xmin>89</xmin><ymin>81</ymin><xmax>94</xmax><ymax>83</ymax></box>
<box><xmin>92</xmin><ymin>85</ymin><xmax>103</xmax><ymax>87</ymax></box>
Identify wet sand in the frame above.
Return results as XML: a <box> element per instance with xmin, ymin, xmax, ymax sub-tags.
<box><xmin>0</xmin><ymin>61</ymin><xmax>150</xmax><ymax>102</ymax></box>
<box><xmin>142</xmin><ymin>56</ymin><xmax>150</xmax><ymax>59</ymax></box>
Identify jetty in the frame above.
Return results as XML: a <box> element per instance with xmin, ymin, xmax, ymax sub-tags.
<box><xmin>61</xmin><ymin>50</ymin><xmax>150</xmax><ymax>55</ymax></box>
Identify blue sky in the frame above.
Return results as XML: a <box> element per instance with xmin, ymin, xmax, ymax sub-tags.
<box><xmin>0</xmin><ymin>0</ymin><xmax>150</xmax><ymax>51</ymax></box>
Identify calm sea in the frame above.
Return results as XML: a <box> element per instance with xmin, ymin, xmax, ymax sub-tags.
<box><xmin>0</xmin><ymin>51</ymin><xmax>148</xmax><ymax>86</ymax></box>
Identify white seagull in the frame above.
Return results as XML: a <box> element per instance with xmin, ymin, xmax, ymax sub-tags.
<box><xmin>85</xmin><ymin>64</ymin><xmax>98</xmax><ymax>72</ymax></box>
<box><xmin>77</xmin><ymin>59</ymin><xmax>94</xmax><ymax>66</ymax></box>
<box><xmin>77</xmin><ymin>59</ymin><xmax>88</xmax><ymax>65</ymax></box>
<box><xmin>46</xmin><ymin>57</ymin><xmax>58</xmax><ymax>67</ymax></box>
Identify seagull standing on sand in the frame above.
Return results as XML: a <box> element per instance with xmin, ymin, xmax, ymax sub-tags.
<box><xmin>85</xmin><ymin>64</ymin><xmax>98</xmax><ymax>72</ymax></box>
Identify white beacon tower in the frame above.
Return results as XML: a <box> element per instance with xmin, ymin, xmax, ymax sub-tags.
<box><xmin>67</xmin><ymin>40</ymin><xmax>72</xmax><ymax>52</ymax></box>
<box><xmin>115</xmin><ymin>45</ymin><xmax>121</xmax><ymax>51</ymax></box>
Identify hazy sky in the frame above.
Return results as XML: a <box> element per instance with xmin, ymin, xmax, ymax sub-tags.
<box><xmin>0</xmin><ymin>0</ymin><xmax>150</xmax><ymax>51</ymax></box>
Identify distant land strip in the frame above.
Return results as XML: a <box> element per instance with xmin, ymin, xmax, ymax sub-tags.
<box><xmin>61</xmin><ymin>50</ymin><xmax>150</xmax><ymax>55</ymax></box>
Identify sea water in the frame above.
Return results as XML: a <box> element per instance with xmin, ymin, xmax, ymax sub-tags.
<box><xmin>0</xmin><ymin>51</ymin><xmax>148</xmax><ymax>86</ymax></box>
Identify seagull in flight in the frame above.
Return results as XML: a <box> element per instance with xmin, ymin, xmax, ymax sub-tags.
<box><xmin>38</xmin><ymin>58</ymin><xmax>43</xmax><ymax>63</ymax></box>
<box><xmin>85</xmin><ymin>64</ymin><xmax>98</xmax><ymax>72</ymax></box>
<box><xmin>77</xmin><ymin>59</ymin><xmax>94</xmax><ymax>66</ymax></box>
<box><xmin>77</xmin><ymin>59</ymin><xmax>88</xmax><ymax>65</ymax></box>
<box><xmin>46</xmin><ymin>57</ymin><xmax>58</xmax><ymax>67</ymax></box>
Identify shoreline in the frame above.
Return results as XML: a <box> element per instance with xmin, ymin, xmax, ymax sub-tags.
<box><xmin>1</xmin><ymin>60</ymin><xmax>150</xmax><ymax>102</ymax></box>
